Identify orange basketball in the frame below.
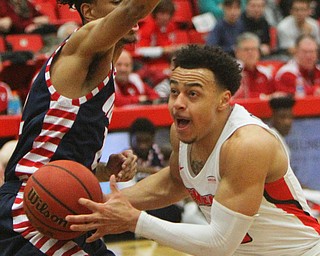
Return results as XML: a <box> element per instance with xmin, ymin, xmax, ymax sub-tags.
<box><xmin>23</xmin><ymin>160</ymin><xmax>103</xmax><ymax>240</ymax></box>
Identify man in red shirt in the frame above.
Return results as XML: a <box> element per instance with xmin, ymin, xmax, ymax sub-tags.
<box><xmin>135</xmin><ymin>0</ymin><xmax>179</xmax><ymax>58</ymax></box>
<box><xmin>275</xmin><ymin>34</ymin><xmax>320</xmax><ymax>96</ymax></box>
<box><xmin>114</xmin><ymin>50</ymin><xmax>159</xmax><ymax>107</ymax></box>
<box><xmin>233</xmin><ymin>32</ymin><xmax>275</xmax><ymax>99</ymax></box>
<box><xmin>0</xmin><ymin>0</ymin><xmax>52</xmax><ymax>34</ymax></box>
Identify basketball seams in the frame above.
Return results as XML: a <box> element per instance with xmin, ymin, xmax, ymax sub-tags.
<box><xmin>31</xmin><ymin>174</ymin><xmax>79</xmax><ymax>215</ymax></box>
<box><xmin>44</xmin><ymin>164</ymin><xmax>96</xmax><ymax>200</ymax></box>
<box><xmin>23</xmin><ymin>160</ymin><xmax>102</xmax><ymax>240</ymax></box>
<box><xmin>24</xmin><ymin>201</ymin><xmax>76</xmax><ymax>235</ymax></box>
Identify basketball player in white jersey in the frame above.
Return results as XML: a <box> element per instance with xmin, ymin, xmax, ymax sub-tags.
<box><xmin>67</xmin><ymin>45</ymin><xmax>320</xmax><ymax>255</ymax></box>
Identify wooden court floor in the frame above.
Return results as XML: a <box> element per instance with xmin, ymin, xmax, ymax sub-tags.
<box><xmin>106</xmin><ymin>238</ymin><xmax>192</xmax><ymax>256</ymax></box>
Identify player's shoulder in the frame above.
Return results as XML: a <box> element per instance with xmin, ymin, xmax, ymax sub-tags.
<box><xmin>227</xmin><ymin>125</ymin><xmax>277</xmax><ymax>153</ymax></box>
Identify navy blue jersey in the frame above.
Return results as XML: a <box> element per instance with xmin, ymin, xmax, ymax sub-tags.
<box><xmin>1</xmin><ymin>39</ymin><xmax>116</xmax><ymax>255</ymax></box>
<box><xmin>6</xmin><ymin>42</ymin><xmax>115</xmax><ymax>181</ymax></box>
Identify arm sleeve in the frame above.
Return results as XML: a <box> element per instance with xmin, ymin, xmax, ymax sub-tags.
<box><xmin>135</xmin><ymin>200</ymin><xmax>255</xmax><ymax>256</ymax></box>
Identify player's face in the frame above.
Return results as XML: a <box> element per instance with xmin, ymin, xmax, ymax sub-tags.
<box><xmin>168</xmin><ymin>67</ymin><xmax>227</xmax><ymax>145</ymax></box>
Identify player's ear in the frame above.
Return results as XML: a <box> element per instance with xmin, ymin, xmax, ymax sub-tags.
<box><xmin>81</xmin><ymin>3</ymin><xmax>95</xmax><ymax>22</ymax></box>
<box><xmin>218</xmin><ymin>90</ymin><xmax>231</xmax><ymax>111</ymax></box>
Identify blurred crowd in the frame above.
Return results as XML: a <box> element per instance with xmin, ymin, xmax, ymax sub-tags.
<box><xmin>0</xmin><ymin>0</ymin><xmax>319</xmax><ymax>114</ymax></box>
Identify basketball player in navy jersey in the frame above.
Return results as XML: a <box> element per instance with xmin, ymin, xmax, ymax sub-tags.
<box><xmin>67</xmin><ymin>45</ymin><xmax>320</xmax><ymax>255</ymax></box>
<box><xmin>0</xmin><ymin>0</ymin><xmax>161</xmax><ymax>255</ymax></box>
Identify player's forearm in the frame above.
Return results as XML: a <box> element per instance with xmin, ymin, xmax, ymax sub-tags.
<box><xmin>136</xmin><ymin>201</ymin><xmax>254</xmax><ymax>256</ymax></box>
<box><xmin>122</xmin><ymin>167</ymin><xmax>187</xmax><ymax>210</ymax></box>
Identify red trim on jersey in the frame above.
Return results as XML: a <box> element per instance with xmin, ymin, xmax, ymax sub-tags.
<box><xmin>21</xmin><ymin>226</ymin><xmax>36</xmax><ymax>237</ymax></box>
<box><xmin>265</xmin><ymin>178</ymin><xmax>320</xmax><ymax>234</ymax></box>
<box><xmin>51</xmin><ymin>91</ymin><xmax>60</xmax><ymax>101</ymax></box>
<box><xmin>45</xmin><ymin>240</ymin><xmax>68</xmax><ymax>255</ymax></box>
<box><xmin>17</xmin><ymin>158</ymin><xmax>44</xmax><ymax>168</ymax></box>
<box><xmin>35</xmin><ymin>236</ymin><xmax>51</xmax><ymax>250</ymax></box>
<box><xmin>12</xmin><ymin>206</ymin><xmax>24</xmax><ymax>217</ymax></box>
<box><xmin>242</xmin><ymin>233</ymin><xmax>253</xmax><ymax>244</ymax></box>
<box><xmin>72</xmin><ymin>98</ymin><xmax>80</xmax><ymax>106</ymax></box>
<box><xmin>36</xmin><ymin>135</ymin><xmax>61</xmax><ymax>145</ymax></box>
<box><xmin>30</xmin><ymin>147</ymin><xmax>55</xmax><ymax>158</ymax></box>
<box><xmin>42</xmin><ymin>123</ymin><xmax>70</xmax><ymax>133</ymax></box>
<box><xmin>46</xmin><ymin>109</ymin><xmax>77</xmax><ymax>120</ymax></box>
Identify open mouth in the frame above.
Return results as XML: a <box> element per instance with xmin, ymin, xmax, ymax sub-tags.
<box><xmin>176</xmin><ymin>118</ymin><xmax>190</xmax><ymax>129</ymax></box>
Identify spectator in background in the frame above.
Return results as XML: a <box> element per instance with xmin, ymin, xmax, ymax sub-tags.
<box><xmin>0</xmin><ymin>0</ymin><xmax>55</xmax><ymax>35</ymax></box>
<box><xmin>206</xmin><ymin>0</ymin><xmax>244</xmax><ymax>56</ymax></box>
<box><xmin>135</xmin><ymin>0</ymin><xmax>180</xmax><ymax>60</ymax></box>
<box><xmin>268</xmin><ymin>94</ymin><xmax>296</xmax><ymax>156</ymax></box>
<box><xmin>114</xmin><ymin>50</ymin><xmax>160</xmax><ymax>107</ymax></box>
<box><xmin>275</xmin><ymin>34</ymin><xmax>320</xmax><ymax>97</ymax></box>
<box><xmin>240</xmin><ymin>0</ymin><xmax>271</xmax><ymax>57</ymax></box>
<box><xmin>197</xmin><ymin>0</ymin><xmax>246</xmax><ymax>20</ymax></box>
<box><xmin>154</xmin><ymin>54</ymin><xmax>176</xmax><ymax>101</ymax></box>
<box><xmin>310</xmin><ymin>0</ymin><xmax>320</xmax><ymax>19</ymax></box>
<box><xmin>278</xmin><ymin>0</ymin><xmax>293</xmax><ymax>17</ymax></box>
<box><xmin>0</xmin><ymin>81</ymin><xmax>12</xmax><ymax>115</ymax></box>
<box><xmin>134</xmin><ymin>0</ymin><xmax>186</xmax><ymax>88</ymax></box>
<box><xmin>129</xmin><ymin>118</ymin><xmax>182</xmax><ymax>222</ymax></box>
<box><xmin>264</xmin><ymin>0</ymin><xmax>283</xmax><ymax>27</ymax></box>
<box><xmin>277</xmin><ymin>0</ymin><xmax>320</xmax><ymax>56</ymax></box>
<box><xmin>233</xmin><ymin>32</ymin><xmax>275</xmax><ymax>99</ymax></box>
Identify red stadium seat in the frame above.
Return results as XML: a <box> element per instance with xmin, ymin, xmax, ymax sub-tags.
<box><xmin>188</xmin><ymin>29</ymin><xmax>207</xmax><ymax>45</ymax></box>
<box><xmin>35</xmin><ymin>2</ymin><xmax>58</xmax><ymax>24</ymax></box>
<box><xmin>173</xmin><ymin>30</ymin><xmax>190</xmax><ymax>44</ymax></box>
<box><xmin>57</xmin><ymin>4</ymin><xmax>82</xmax><ymax>25</ymax></box>
<box><xmin>0</xmin><ymin>36</ymin><xmax>6</xmax><ymax>52</ymax></box>
<box><xmin>172</xmin><ymin>0</ymin><xmax>194</xmax><ymax>29</ymax></box>
<box><xmin>5</xmin><ymin>34</ymin><xmax>44</xmax><ymax>53</ymax></box>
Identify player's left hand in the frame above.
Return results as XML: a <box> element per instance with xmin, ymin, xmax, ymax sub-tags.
<box><xmin>96</xmin><ymin>150</ymin><xmax>137</xmax><ymax>182</ymax></box>
<box><xmin>66</xmin><ymin>175</ymin><xmax>141</xmax><ymax>242</ymax></box>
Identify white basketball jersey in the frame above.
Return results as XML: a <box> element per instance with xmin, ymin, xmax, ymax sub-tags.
<box><xmin>179</xmin><ymin>104</ymin><xmax>320</xmax><ymax>255</ymax></box>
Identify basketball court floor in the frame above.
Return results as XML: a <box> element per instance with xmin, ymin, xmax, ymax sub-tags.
<box><xmin>107</xmin><ymin>238</ymin><xmax>192</xmax><ymax>256</ymax></box>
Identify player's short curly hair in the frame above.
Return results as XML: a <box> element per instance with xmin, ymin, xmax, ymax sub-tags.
<box><xmin>173</xmin><ymin>45</ymin><xmax>242</xmax><ymax>96</ymax></box>
<box><xmin>57</xmin><ymin>0</ymin><xmax>94</xmax><ymax>23</ymax></box>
